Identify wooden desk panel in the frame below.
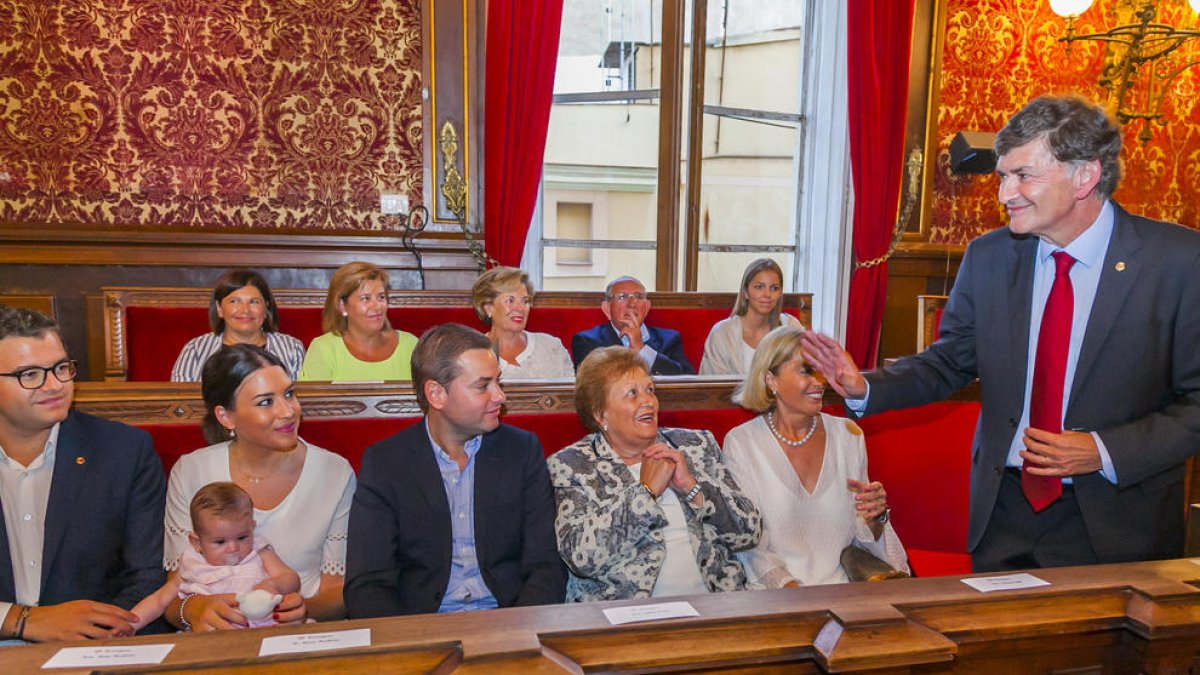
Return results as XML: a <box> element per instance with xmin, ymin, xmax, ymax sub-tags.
<box><xmin>8</xmin><ymin>560</ymin><xmax>1200</xmax><ymax>674</ymax></box>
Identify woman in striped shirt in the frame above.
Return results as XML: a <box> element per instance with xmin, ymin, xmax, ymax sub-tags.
<box><xmin>170</xmin><ymin>269</ymin><xmax>306</xmax><ymax>382</ymax></box>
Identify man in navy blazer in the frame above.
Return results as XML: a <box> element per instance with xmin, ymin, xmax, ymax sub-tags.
<box><xmin>0</xmin><ymin>307</ymin><xmax>165</xmax><ymax>642</ymax></box>
<box><xmin>803</xmin><ymin>96</ymin><xmax>1200</xmax><ymax>571</ymax></box>
<box><xmin>345</xmin><ymin>324</ymin><xmax>565</xmax><ymax>617</ymax></box>
<box><xmin>571</xmin><ymin>276</ymin><xmax>695</xmax><ymax>375</ymax></box>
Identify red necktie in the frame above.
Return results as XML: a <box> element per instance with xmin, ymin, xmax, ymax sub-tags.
<box><xmin>1023</xmin><ymin>251</ymin><xmax>1075</xmax><ymax>512</ymax></box>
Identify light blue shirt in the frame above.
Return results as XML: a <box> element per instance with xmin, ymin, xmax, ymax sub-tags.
<box><xmin>612</xmin><ymin>322</ymin><xmax>658</xmax><ymax>370</ymax></box>
<box><xmin>848</xmin><ymin>201</ymin><xmax>1117</xmax><ymax>484</ymax></box>
<box><xmin>1004</xmin><ymin>200</ymin><xmax>1117</xmax><ymax>483</ymax></box>
<box><xmin>426</xmin><ymin>427</ymin><xmax>498</xmax><ymax>613</ymax></box>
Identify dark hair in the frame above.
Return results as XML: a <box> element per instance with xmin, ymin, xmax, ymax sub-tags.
<box><xmin>209</xmin><ymin>269</ymin><xmax>280</xmax><ymax>334</ymax></box>
<box><xmin>0</xmin><ymin>306</ymin><xmax>60</xmax><ymax>342</ymax></box>
<box><xmin>574</xmin><ymin>346</ymin><xmax>650</xmax><ymax>433</ymax></box>
<box><xmin>189</xmin><ymin>481</ymin><xmax>254</xmax><ymax>533</ymax></box>
<box><xmin>411</xmin><ymin>323</ymin><xmax>493</xmax><ymax>413</ymax></box>
<box><xmin>200</xmin><ymin>344</ymin><xmax>287</xmax><ymax>444</ymax></box>
<box><xmin>994</xmin><ymin>95</ymin><xmax>1122</xmax><ymax>197</ymax></box>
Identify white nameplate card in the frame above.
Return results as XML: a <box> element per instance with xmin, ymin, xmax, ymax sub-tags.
<box><xmin>259</xmin><ymin>628</ymin><xmax>372</xmax><ymax>657</ymax></box>
<box><xmin>1191</xmin><ymin>559</ymin><xmax>1200</xmax><ymax>566</ymax></box>
<box><xmin>961</xmin><ymin>572</ymin><xmax>1051</xmax><ymax>593</ymax></box>
<box><xmin>602</xmin><ymin>601</ymin><xmax>700</xmax><ymax>625</ymax></box>
<box><xmin>43</xmin><ymin>644</ymin><xmax>175</xmax><ymax>669</ymax></box>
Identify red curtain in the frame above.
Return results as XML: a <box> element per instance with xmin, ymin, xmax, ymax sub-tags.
<box><xmin>483</xmin><ymin>0</ymin><xmax>565</xmax><ymax>267</ymax></box>
<box><xmin>845</xmin><ymin>0</ymin><xmax>917</xmax><ymax>368</ymax></box>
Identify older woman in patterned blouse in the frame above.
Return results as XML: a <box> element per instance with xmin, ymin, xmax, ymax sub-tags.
<box><xmin>547</xmin><ymin>346</ymin><xmax>760</xmax><ymax>602</ymax></box>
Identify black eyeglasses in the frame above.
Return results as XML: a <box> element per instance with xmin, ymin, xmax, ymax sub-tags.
<box><xmin>0</xmin><ymin>360</ymin><xmax>78</xmax><ymax>390</ymax></box>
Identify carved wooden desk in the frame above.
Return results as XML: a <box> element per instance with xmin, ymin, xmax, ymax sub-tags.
<box><xmin>8</xmin><ymin>559</ymin><xmax>1200</xmax><ymax>674</ymax></box>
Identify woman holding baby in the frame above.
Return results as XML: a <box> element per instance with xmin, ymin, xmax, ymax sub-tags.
<box><xmin>160</xmin><ymin>344</ymin><xmax>356</xmax><ymax>631</ymax></box>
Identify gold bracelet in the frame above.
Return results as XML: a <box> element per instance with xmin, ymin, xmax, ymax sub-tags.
<box><xmin>15</xmin><ymin>604</ymin><xmax>32</xmax><ymax>641</ymax></box>
<box><xmin>639</xmin><ymin>482</ymin><xmax>659</xmax><ymax>499</ymax></box>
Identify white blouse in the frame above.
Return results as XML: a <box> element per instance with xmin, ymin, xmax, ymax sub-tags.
<box><xmin>625</xmin><ymin>463</ymin><xmax>708</xmax><ymax>598</ymax></box>
<box><xmin>699</xmin><ymin>314</ymin><xmax>803</xmax><ymax>376</ymax></box>
<box><xmin>498</xmin><ymin>331</ymin><xmax>575</xmax><ymax>380</ymax></box>
<box><xmin>163</xmin><ymin>440</ymin><xmax>356</xmax><ymax>598</ymax></box>
<box><xmin>722</xmin><ymin>413</ymin><xmax>908</xmax><ymax>587</ymax></box>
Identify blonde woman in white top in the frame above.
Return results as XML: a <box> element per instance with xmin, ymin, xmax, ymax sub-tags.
<box><xmin>700</xmin><ymin>258</ymin><xmax>802</xmax><ymax>376</ymax></box>
<box><xmin>722</xmin><ymin>326</ymin><xmax>908</xmax><ymax>587</ymax></box>
<box><xmin>472</xmin><ymin>266</ymin><xmax>574</xmax><ymax>380</ymax></box>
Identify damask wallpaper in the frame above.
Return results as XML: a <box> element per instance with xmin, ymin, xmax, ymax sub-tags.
<box><xmin>932</xmin><ymin>0</ymin><xmax>1200</xmax><ymax>244</ymax></box>
<box><xmin>0</xmin><ymin>0</ymin><xmax>422</xmax><ymax>231</ymax></box>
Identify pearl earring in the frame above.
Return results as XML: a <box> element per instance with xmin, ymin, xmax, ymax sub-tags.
<box><xmin>228</xmin><ymin>427</ymin><xmax>237</xmax><ymax>439</ymax></box>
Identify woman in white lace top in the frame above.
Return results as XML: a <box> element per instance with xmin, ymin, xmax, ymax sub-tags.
<box><xmin>162</xmin><ymin>345</ymin><xmax>355</xmax><ymax>631</ymax></box>
<box><xmin>473</xmin><ymin>266</ymin><xmax>574</xmax><ymax>380</ymax></box>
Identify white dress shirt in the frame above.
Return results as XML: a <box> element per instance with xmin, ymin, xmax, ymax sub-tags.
<box><xmin>0</xmin><ymin>423</ymin><xmax>61</xmax><ymax>625</ymax></box>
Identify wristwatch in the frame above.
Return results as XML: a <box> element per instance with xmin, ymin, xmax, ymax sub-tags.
<box><xmin>873</xmin><ymin>506</ymin><xmax>891</xmax><ymax>525</ymax></box>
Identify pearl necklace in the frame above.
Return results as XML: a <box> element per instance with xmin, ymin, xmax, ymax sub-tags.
<box><xmin>766</xmin><ymin>412</ymin><xmax>818</xmax><ymax>447</ymax></box>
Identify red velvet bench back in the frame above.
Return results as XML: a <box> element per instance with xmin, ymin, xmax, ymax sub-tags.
<box><xmin>104</xmin><ymin>288</ymin><xmax>810</xmax><ymax>381</ymax></box>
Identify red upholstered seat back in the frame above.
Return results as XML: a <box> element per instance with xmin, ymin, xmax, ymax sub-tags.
<box><xmin>856</xmin><ymin>401</ymin><xmax>978</xmax><ymax>577</ymax></box>
<box><xmin>126</xmin><ymin>308</ymin><xmax>215</xmax><ymax>381</ymax></box>
<box><xmin>125</xmin><ymin>303</ymin><xmax>802</xmax><ymax>381</ymax></box>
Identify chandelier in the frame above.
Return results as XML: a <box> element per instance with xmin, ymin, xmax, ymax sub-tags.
<box><xmin>1050</xmin><ymin>0</ymin><xmax>1200</xmax><ymax>140</ymax></box>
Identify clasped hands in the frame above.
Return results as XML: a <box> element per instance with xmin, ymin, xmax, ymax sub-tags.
<box><xmin>639</xmin><ymin>443</ymin><xmax>700</xmax><ymax>503</ymax></box>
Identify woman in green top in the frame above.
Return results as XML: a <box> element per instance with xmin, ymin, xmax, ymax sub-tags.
<box><xmin>299</xmin><ymin>262</ymin><xmax>419</xmax><ymax>381</ymax></box>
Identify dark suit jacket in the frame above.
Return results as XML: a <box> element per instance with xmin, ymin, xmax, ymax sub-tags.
<box><xmin>571</xmin><ymin>323</ymin><xmax>696</xmax><ymax>375</ymax></box>
<box><xmin>0</xmin><ymin>411</ymin><xmax>166</xmax><ymax>622</ymax></box>
<box><xmin>862</xmin><ymin>204</ymin><xmax>1200</xmax><ymax>564</ymax></box>
<box><xmin>344</xmin><ymin>420</ymin><xmax>566</xmax><ymax>617</ymax></box>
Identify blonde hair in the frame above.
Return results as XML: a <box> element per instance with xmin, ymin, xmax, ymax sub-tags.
<box><xmin>322</xmin><ymin>262</ymin><xmax>392</xmax><ymax>335</ymax></box>
<box><xmin>732</xmin><ymin>258</ymin><xmax>785</xmax><ymax>327</ymax></box>
<box><xmin>734</xmin><ymin>325</ymin><xmax>807</xmax><ymax>412</ymax></box>
<box><xmin>471</xmin><ymin>267</ymin><xmax>535</xmax><ymax>323</ymax></box>
<box><xmin>574</xmin><ymin>346</ymin><xmax>649</xmax><ymax>433</ymax></box>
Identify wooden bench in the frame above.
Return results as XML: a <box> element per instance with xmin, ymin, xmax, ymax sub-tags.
<box><xmin>74</xmin><ymin>379</ymin><xmax>978</xmax><ymax>578</ymax></box>
<box><xmin>91</xmin><ymin>288</ymin><xmax>812</xmax><ymax>381</ymax></box>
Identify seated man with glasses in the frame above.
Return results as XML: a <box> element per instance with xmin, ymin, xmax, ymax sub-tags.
<box><xmin>0</xmin><ymin>307</ymin><xmax>166</xmax><ymax>643</ymax></box>
<box><xmin>571</xmin><ymin>276</ymin><xmax>695</xmax><ymax>376</ymax></box>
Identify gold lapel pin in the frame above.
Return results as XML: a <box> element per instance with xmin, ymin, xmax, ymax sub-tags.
<box><xmin>75</xmin><ymin>457</ymin><xmax>85</xmax><ymax>465</ymax></box>
<box><xmin>1115</xmin><ymin>262</ymin><xmax>1126</xmax><ymax>272</ymax></box>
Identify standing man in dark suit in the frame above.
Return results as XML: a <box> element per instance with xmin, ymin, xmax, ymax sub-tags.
<box><xmin>0</xmin><ymin>307</ymin><xmax>165</xmax><ymax>642</ymax></box>
<box><xmin>345</xmin><ymin>323</ymin><xmax>565</xmax><ymax>617</ymax></box>
<box><xmin>571</xmin><ymin>276</ymin><xmax>696</xmax><ymax>375</ymax></box>
<box><xmin>803</xmin><ymin>95</ymin><xmax>1200</xmax><ymax>572</ymax></box>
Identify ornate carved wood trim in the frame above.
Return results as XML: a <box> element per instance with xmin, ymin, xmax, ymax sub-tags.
<box><xmin>72</xmin><ymin>379</ymin><xmax>752</xmax><ymax>425</ymax></box>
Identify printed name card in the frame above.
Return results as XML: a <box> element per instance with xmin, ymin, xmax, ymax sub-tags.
<box><xmin>961</xmin><ymin>572</ymin><xmax>1051</xmax><ymax>593</ymax></box>
<box><xmin>259</xmin><ymin>628</ymin><xmax>372</xmax><ymax>656</ymax></box>
<box><xmin>43</xmin><ymin>644</ymin><xmax>175</xmax><ymax>669</ymax></box>
<box><xmin>602</xmin><ymin>601</ymin><xmax>700</xmax><ymax>625</ymax></box>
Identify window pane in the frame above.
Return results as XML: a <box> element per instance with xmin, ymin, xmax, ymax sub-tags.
<box><xmin>541</xmin><ymin>248</ymin><xmax>659</xmax><ymax>291</ymax></box>
<box><xmin>543</xmin><ymin>1</ymin><xmax>662</xmax><ymax>289</ymax></box>
<box><xmin>693</xmin><ymin>1</ymin><xmax>804</xmax><ymax>287</ymax></box>
<box><xmin>696</xmin><ymin>251</ymin><xmax>795</xmax><ymax>293</ymax></box>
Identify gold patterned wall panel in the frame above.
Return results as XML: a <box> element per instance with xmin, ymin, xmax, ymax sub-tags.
<box><xmin>932</xmin><ymin>0</ymin><xmax>1200</xmax><ymax>245</ymax></box>
<box><xmin>0</xmin><ymin>0</ymin><xmax>423</xmax><ymax>231</ymax></box>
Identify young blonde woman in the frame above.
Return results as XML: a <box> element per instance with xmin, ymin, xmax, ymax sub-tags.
<box><xmin>699</xmin><ymin>258</ymin><xmax>802</xmax><ymax>376</ymax></box>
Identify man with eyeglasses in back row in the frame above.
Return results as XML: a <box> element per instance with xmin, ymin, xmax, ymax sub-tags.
<box><xmin>571</xmin><ymin>276</ymin><xmax>696</xmax><ymax>376</ymax></box>
<box><xmin>0</xmin><ymin>307</ymin><xmax>166</xmax><ymax>643</ymax></box>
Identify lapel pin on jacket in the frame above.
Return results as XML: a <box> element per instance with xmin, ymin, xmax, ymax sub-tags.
<box><xmin>1115</xmin><ymin>262</ymin><xmax>1126</xmax><ymax>271</ymax></box>
<box><xmin>75</xmin><ymin>457</ymin><xmax>85</xmax><ymax>465</ymax></box>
